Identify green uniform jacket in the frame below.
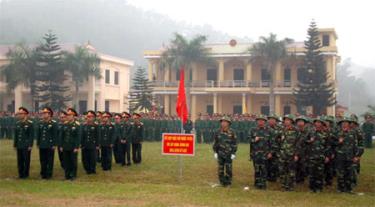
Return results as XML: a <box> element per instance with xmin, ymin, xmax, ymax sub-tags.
<box><xmin>131</xmin><ymin>122</ymin><xmax>144</xmax><ymax>143</ymax></box>
<box><xmin>14</xmin><ymin>119</ymin><xmax>34</xmax><ymax>149</ymax></box>
<box><xmin>212</xmin><ymin>128</ymin><xmax>237</xmax><ymax>157</ymax></box>
<box><xmin>36</xmin><ymin>119</ymin><xmax>59</xmax><ymax>148</ymax></box>
<box><xmin>98</xmin><ymin>123</ymin><xmax>115</xmax><ymax>146</ymax></box>
<box><xmin>60</xmin><ymin>121</ymin><xmax>82</xmax><ymax>150</ymax></box>
<box><xmin>249</xmin><ymin>126</ymin><xmax>271</xmax><ymax>160</ymax></box>
<box><xmin>81</xmin><ymin>123</ymin><xmax>99</xmax><ymax>149</ymax></box>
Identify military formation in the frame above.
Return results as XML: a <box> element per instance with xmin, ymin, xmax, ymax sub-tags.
<box><xmin>212</xmin><ymin>113</ymin><xmax>373</xmax><ymax>193</ymax></box>
<box><xmin>1</xmin><ymin>108</ymin><xmax>374</xmax><ymax>193</ymax></box>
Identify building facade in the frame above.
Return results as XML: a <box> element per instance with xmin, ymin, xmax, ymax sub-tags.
<box><xmin>0</xmin><ymin>44</ymin><xmax>134</xmax><ymax>113</ymax></box>
<box><xmin>144</xmin><ymin>28</ymin><xmax>339</xmax><ymax>120</ymax></box>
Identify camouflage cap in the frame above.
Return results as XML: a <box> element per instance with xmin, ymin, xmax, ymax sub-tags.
<box><xmin>283</xmin><ymin>114</ymin><xmax>295</xmax><ymax>122</ymax></box>
<box><xmin>220</xmin><ymin>116</ymin><xmax>232</xmax><ymax>124</ymax></box>
<box><xmin>295</xmin><ymin>115</ymin><xmax>309</xmax><ymax>123</ymax></box>
<box><xmin>256</xmin><ymin>114</ymin><xmax>268</xmax><ymax>121</ymax></box>
<box><xmin>267</xmin><ymin>114</ymin><xmax>280</xmax><ymax>121</ymax></box>
<box><xmin>337</xmin><ymin>116</ymin><xmax>352</xmax><ymax>125</ymax></box>
<box><xmin>324</xmin><ymin>115</ymin><xmax>335</xmax><ymax>123</ymax></box>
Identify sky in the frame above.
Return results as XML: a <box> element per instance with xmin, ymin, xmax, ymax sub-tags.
<box><xmin>127</xmin><ymin>0</ymin><xmax>375</xmax><ymax>71</ymax></box>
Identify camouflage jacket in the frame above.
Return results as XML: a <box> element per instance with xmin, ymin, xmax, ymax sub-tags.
<box><xmin>213</xmin><ymin>128</ymin><xmax>237</xmax><ymax>157</ymax></box>
<box><xmin>335</xmin><ymin>128</ymin><xmax>359</xmax><ymax>160</ymax></box>
<box><xmin>249</xmin><ymin>126</ymin><xmax>271</xmax><ymax>160</ymax></box>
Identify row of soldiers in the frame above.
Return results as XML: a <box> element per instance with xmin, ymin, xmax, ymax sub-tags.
<box><xmin>213</xmin><ymin>113</ymin><xmax>371</xmax><ymax>193</ymax></box>
<box><xmin>12</xmin><ymin>107</ymin><xmax>144</xmax><ymax>180</ymax></box>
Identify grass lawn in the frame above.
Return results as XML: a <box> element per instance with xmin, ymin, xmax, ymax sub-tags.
<box><xmin>0</xmin><ymin>139</ymin><xmax>374</xmax><ymax>207</ymax></box>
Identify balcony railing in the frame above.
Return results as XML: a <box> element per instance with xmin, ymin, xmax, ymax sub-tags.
<box><xmin>151</xmin><ymin>80</ymin><xmax>296</xmax><ymax>88</ymax></box>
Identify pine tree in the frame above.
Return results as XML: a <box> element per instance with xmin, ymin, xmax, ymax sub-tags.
<box><xmin>35</xmin><ymin>31</ymin><xmax>71</xmax><ymax>111</ymax></box>
<box><xmin>128</xmin><ymin>66</ymin><xmax>154</xmax><ymax>112</ymax></box>
<box><xmin>294</xmin><ymin>21</ymin><xmax>336</xmax><ymax>115</ymax></box>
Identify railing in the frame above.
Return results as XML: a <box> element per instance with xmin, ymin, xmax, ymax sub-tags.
<box><xmin>151</xmin><ymin>80</ymin><xmax>297</xmax><ymax>88</ymax></box>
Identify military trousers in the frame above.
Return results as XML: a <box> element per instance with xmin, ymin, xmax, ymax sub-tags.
<box><xmin>82</xmin><ymin>148</ymin><xmax>97</xmax><ymax>174</ymax></box>
<box><xmin>17</xmin><ymin>148</ymin><xmax>31</xmax><ymax>178</ymax></box>
<box><xmin>62</xmin><ymin>149</ymin><xmax>78</xmax><ymax>180</ymax></box>
<box><xmin>39</xmin><ymin>148</ymin><xmax>55</xmax><ymax>179</ymax></box>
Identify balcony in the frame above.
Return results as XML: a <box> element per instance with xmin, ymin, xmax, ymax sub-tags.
<box><xmin>151</xmin><ymin>80</ymin><xmax>295</xmax><ymax>88</ymax></box>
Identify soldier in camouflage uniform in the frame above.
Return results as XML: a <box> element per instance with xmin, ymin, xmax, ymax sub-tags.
<box><xmin>335</xmin><ymin>117</ymin><xmax>360</xmax><ymax>193</ymax></box>
<box><xmin>279</xmin><ymin>114</ymin><xmax>301</xmax><ymax>191</ymax></box>
<box><xmin>36</xmin><ymin>107</ymin><xmax>58</xmax><ymax>179</ymax></box>
<box><xmin>81</xmin><ymin>111</ymin><xmax>99</xmax><ymax>174</ymax></box>
<box><xmin>304</xmin><ymin>117</ymin><xmax>330</xmax><ymax>192</ymax></box>
<box><xmin>212</xmin><ymin>116</ymin><xmax>237</xmax><ymax>187</ymax></box>
<box><xmin>267</xmin><ymin>114</ymin><xmax>281</xmax><ymax>181</ymax></box>
<box><xmin>14</xmin><ymin>107</ymin><xmax>34</xmax><ymax>179</ymax></box>
<box><xmin>249</xmin><ymin>115</ymin><xmax>272</xmax><ymax>189</ymax></box>
<box><xmin>350</xmin><ymin>114</ymin><xmax>365</xmax><ymax>188</ymax></box>
<box><xmin>295</xmin><ymin>116</ymin><xmax>310</xmax><ymax>184</ymax></box>
<box><xmin>362</xmin><ymin>114</ymin><xmax>374</xmax><ymax>148</ymax></box>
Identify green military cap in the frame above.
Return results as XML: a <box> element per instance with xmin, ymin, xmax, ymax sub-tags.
<box><xmin>324</xmin><ymin>115</ymin><xmax>335</xmax><ymax>123</ymax></box>
<box><xmin>86</xmin><ymin>110</ymin><xmax>96</xmax><ymax>117</ymax></box>
<box><xmin>219</xmin><ymin>116</ymin><xmax>232</xmax><ymax>124</ymax></box>
<box><xmin>41</xmin><ymin>107</ymin><xmax>53</xmax><ymax>116</ymax></box>
<box><xmin>267</xmin><ymin>114</ymin><xmax>280</xmax><ymax>121</ymax></box>
<box><xmin>313</xmin><ymin>116</ymin><xmax>326</xmax><ymax>125</ymax></box>
<box><xmin>67</xmin><ymin>108</ymin><xmax>78</xmax><ymax>116</ymax></box>
<box><xmin>295</xmin><ymin>115</ymin><xmax>309</xmax><ymax>123</ymax></box>
<box><xmin>337</xmin><ymin>116</ymin><xmax>352</xmax><ymax>125</ymax></box>
<box><xmin>256</xmin><ymin>114</ymin><xmax>268</xmax><ymax>121</ymax></box>
<box><xmin>350</xmin><ymin>114</ymin><xmax>359</xmax><ymax>124</ymax></box>
<box><xmin>18</xmin><ymin>107</ymin><xmax>29</xmax><ymax>114</ymax></box>
<box><xmin>364</xmin><ymin>113</ymin><xmax>373</xmax><ymax>119</ymax></box>
<box><xmin>103</xmin><ymin>111</ymin><xmax>112</xmax><ymax>118</ymax></box>
<box><xmin>283</xmin><ymin>114</ymin><xmax>295</xmax><ymax>122</ymax></box>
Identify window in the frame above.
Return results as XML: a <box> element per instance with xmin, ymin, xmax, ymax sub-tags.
<box><xmin>233</xmin><ymin>105</ymin><xmax>242</xmax><ymax>115</ymax></box>
<box><xmin>233</xmin><ymin>68</ymin><xmax>244</xmax><ymax>80</ymax></box>
<box><xmin>206</xmin><ymin>105</ymin><xmax>213</xmax><ymax>115</ymax></box>
<box><xmin>105</xmin><ymin>100</ymin><xmax>110</xmax><ymax>112</ymax></box>
<box><xmin>283</xmin><ymin>105</ymin><xmax>291</xmax><ymax>115</ymax></box>
<box><xmin>284</xmin><ymin>67</ymin><xmax>291</xmax><ymax>87</ymax></box>
<box><xmin>260</xmin><ymin>105</ymin><xmax>270</xmax><ymax>115</ymax></box>
<box><xmin>79</xmin><ymin>100</ymin><xmax>87</xmax><ymax>114</ymax></box>
<box><xmin>297</xmin><ymin>67</ymin><xmax>304</xmax><ymax>82</ymax></box>
<box><xmin>206</xmin><ymin>69</ymin><xmax>217</xmax><ymax>81</ymax></box>
<box><xmin>322</xmin><ymin>35</ymin><xmax>330</xmax><ymax>46</ymax></box>
<box><xmin>105</xmin><ymin>70</ymin><xmax>110</xmax><ymax>84</ymax></box>
<box><xmin>261</xmin><ymin>68</ymin><xmax>271</xmax><ymax>81</ymax></box>
<box><xmin>176</xmin><ymin>70</ymin><xmax>180</xmax><ymax>81</ymax></box>
<box><xmin>114</xmin><ymin>71</ymin><xmax>119</xmax><ymax>85</ymax></box>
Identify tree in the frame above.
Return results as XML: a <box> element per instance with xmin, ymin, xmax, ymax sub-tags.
<box><xmin>128</xmin><ymin>66</ymin><xmax>154</xmax><ymax>112</ymax></box>
<box><xmin>248</xmin><ymin>33</ymin><xmax>293</xmax><ymax>114</ymax></box>
<box><xmin>160</xmin><ymin>33</ymin><xmax>214</xmax><ymax>114</ymax></box>
<box><xmin>35</xmin><ymin>31</ymin><xmax>71</xmax><ymax>111</ymax></box>
<box><xmin>1</xmin><ymin>43</ymin><xmax>39</xmax><ymax>111</ymax></box>
<box><xmin>294</xmin><ymin>21</ymin><xmax>336</xmax><ymax>115</ymax></box>
<box><xmin>63</xmin><ymin>45</ymin><xmax>101</xmax><ymax>108</ymax></box>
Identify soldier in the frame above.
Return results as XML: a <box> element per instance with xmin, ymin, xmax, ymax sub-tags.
<box><xmin>95</xmin><ymin>111</ymin><xmax>103</xmax><ymax>163</ymax></box>
<box><xmin>36</xmin><ymin>107</ymin><xmax>58</xmax><ymax>179</ymax></box>
<box><xmin>119</xmin><ymin>112</ymin><xmax>132</xmax><ymax>166</ymax></box>
<box><xmin>267</xmin><ymin>114</ymin><xmax>281</xmax><ymax>181</ymax></box>
<box><xmin>295</xmin><ymin>116</ymin><xmax>310</xmax><ymax>184</ymax></box>
<box><xmin>81</xmin><ymin>111</ymin><xmax>99</xmax><ymax>174</ymax></box>
<box><xmin>60</xmin><ymin>108</ymin><xmax>81</xmax><ymax>180</ymax></box>
<box><xmin>131</xmin><ymin>113</ymin><xmax>144</xmax><ymax>164</ymax></box>
<box><xmin>305</xmin><ymin>117</ymin><xmax>330</xmax><ymax>193</ymax></box>
<box><xmin>362</xmin><ymin>114</ymin><xmax>374</xmax><ymax>148</ymax></box>
<box><xmin>14</xmin><ymin>107</ymin><xmax>34</xmax><ymax>179</ymax></box>
<box><xmin>212</xmin><ymin>116</ymin><xmax>237</xmax><ymax>187</ymax></box>
<box><xmin>279</xmin><ymin>114</ymin><xmax>300</xmax><ymax>191</ymax></box>
<box><xmin>249</xmin><ymin>115</ymin><xmax>272</xmax><ymax>189</ymax></box>
<box><xmin>335</xmin><ymin>117</ymin><xmax>360</xmax><ymax>193</ymax></box>
<box><xmin>57</xmin><ymin>111</ymin><xmax>67</xmax><ymax>169</ymax></box>
<box><xmin>350</xmin><ymin>114</ymin><xmax>365</xmax><ymax>187</ymax></box>
<box><xmin>183</xmin><ymin>117</ymin><xmax>193</xmax><ymax>134</ymax></box>
<box><xmin>323</xmin><ymin>115</ymin><xmax>336</xmax><ymax>186</ymax></box>
<box><xmin>113</xmin><ymin>113</ymin><xmax>123</xmax><ymax>164</ymax></box>
<box><xmin>98</xmin><ymin>112</ymin><xmax>115</xmax><ymax>171</ymax></box>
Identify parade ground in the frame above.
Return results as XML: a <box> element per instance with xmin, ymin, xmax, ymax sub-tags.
<box><xmin>0</xmin><ymin>140</ymin><xmax>374</xmax><ymax>207</ymax></box>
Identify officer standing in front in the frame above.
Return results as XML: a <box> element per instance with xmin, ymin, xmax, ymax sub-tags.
<box><xmin>131</xmin><ymin>113</ymin><xmax>144</xmax><ymax>164</ymax></box>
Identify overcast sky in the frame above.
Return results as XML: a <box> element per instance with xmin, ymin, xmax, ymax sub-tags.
<box><xmin>128</xmin><ymin>0</ymin><xmax>375</xmax><ymax>70</ymax></box>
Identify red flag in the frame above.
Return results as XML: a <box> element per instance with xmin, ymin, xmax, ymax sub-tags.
<box><xmin>176</xmin><ymin>67</ymin><xmax>188</xmax><ymax>124</ymax></box>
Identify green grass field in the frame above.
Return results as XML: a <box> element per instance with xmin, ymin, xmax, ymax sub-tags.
<box><xmin>0</xmin><ymin>139</ymin><xmax>374</xmax><ymax>207</ymax></box>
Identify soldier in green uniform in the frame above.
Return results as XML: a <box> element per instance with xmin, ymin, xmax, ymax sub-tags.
<box><xmin>350</xmin><ymin>114</ymin><xmax>365</xmax><ymax>187</ymax></box>
<box><xmin>36</xmin><ymin>107</ymin><xmax>58</xmax><ymax>179</ymax></box>
<box><xmin>81</xmin><ymin>111</ymin><xmax>99</xmax><ymax>174</ymax></box>
<box><xmin>279</xmin><ymin>114</ymin><xmax>301</xmax><ymax>191</ymax></box>
<box><xmin>113</xmin><ymin>113</ymin><xmax>123</xmax><ymax>164</ymax></box>
<box><xmin>212</xmin><ymin>116</ymin><xmax>237</xmax><ymax>187</ymax></box>
<box><xmin>98</xmin><ymin>112</ymin><xmax>115</xmax><ymax>171</ymax></box>
<box><xmin>267</xmin><ymin>114</ymin><xmax>281</xmax><ymax>181</ymax></box>
<box><xmin>183</xmin><ymin>117</ymin><xmax>193</xmax><ymax>134</ymax></box>
<box><xmin>249</xmin><ymin>115</ymin><xmax>272</xmax><ymax>189</ymax></box>
<box><xmin>335</xmin><ymin>117</ymin><xmax>360</xmax><ymax>193</ymax></box>
<box><xmin>295</xmin><ymin>116</ymin><xmax>310</xmax><ymax>184</ymax></box>
<box><xmin>362</xmin><ymin>114</ymin><xmax>374</xmax><ymax>148</ymax></box>
<box><xmin>60</xmin><ymin>108</ymin><xmax>81</xmax><ymax>180</ymax></box>
<box><xmin>323</xmin><ymin>115</ymin><xmax>336</xmax><ymax>186</ymax></box>
<box><xmin>304</xmin><ymin>117</ymin><xmax>330</xmax><ymax>192</ymax></box>
<box><xmin>120</xmin><ymin>112</ymin><xmax>132</xmax><ymax>166</ymax></box>
<box><xmin>96</xmin><ymin>111</ymin><xmax>103</xmax><ymax>163</ymax></box>
<box><xmin>131</xmin><ymin>113</ymin><xmax>144</xmax><ymax>164</ymax></box>
<box><xmin>57</xmin><ymin>111</ymin><xmax>67</xmax><ymax>169</ymax></box>
<box><xmin>195</xmin><ymin>114</ymin><xmax>203</xmax><ymax>143</ymax></box>
<box><xmin>14</xmin><ymin>107</ymin><xmax>34</xmax><ymax>179</ymax></box>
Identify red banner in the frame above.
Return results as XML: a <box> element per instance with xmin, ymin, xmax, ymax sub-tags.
<box><xmin>162</xmin><ymin>133</ymin><xmax>195</xmax><ymax>156</ymax></box>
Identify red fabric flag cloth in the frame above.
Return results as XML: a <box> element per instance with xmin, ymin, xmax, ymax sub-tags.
<box><xmin>176</xmin><ymin>68</ymin><xmax>188</xmax><ymax>124</ymax></box>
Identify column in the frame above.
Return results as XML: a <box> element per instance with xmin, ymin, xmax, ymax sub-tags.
<box><xmin>213</xmin><ymin>93</ymin><xmax>217</xmax><ymax>113</ymax></box>
<box><xmin>218</xmin><ymin>59</ymin><xmax>224</xmax><ymax>81</ymax></box>
<box><xmin>242</xmin><ymin>93</ymin><xmax>247</xmax><ymax>114</ymax></box>
<box><xmin>148</xmin><ymin>61</ymin><xmax>153</xmax><ymax>81</ymax></box>
<box><xmin>164</xmin><ymin>95</ymin><xmax>170</xmax><ymax>115</ymax></box>
<box><xmin>14</xmin><ymin>84</ymin><xmax>23</xmax><ymax>112</ymax></box>
<box><xmin>87</xmin><ymin>76</ymin><xmax>95</xmax><ymax>110</ymax></box>
<box><xmin>275</xmin><ymin>62</ymin><xmax>282</xmax><ymax>85</ymax></box>
<box><xmin>245</xmin><ymin>60</ymin><xmax>252</xmax><ymax>81</ymax></box>
<box><xmin>98</xmin><ymin>68</ymin><xmax>105</xmax><ymax>111</ymax></box>
<box><xmin>275</xmin><ymin>94</ymin><xmax>281</xmax><ymax>115</ymax></box>
<box><xmin>164</xmin><ymin>65</ymin><xmax>170</xmax><ymax>81</ymax></box>
<box><xmin>247</xmin><ymin>94</ymin><xmax>252</xmax><ymax>114</ymax></box>
<box><xmin>191</xmin><ymin>94</ymin><xmax>197</xmax><ymax>120</ymax></box>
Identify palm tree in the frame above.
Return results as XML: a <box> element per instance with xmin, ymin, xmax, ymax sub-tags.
<box><xmin>63</xmin><ymin>46</ymin><xmax>101</xmax><ymax>108</ymax></box>
<box><xmin>1</xmin><ymin>43</ymin><xmax>39</xmax><ymax>111</ymax></box>
<box><xmin>248</xmin><ymin>33</ymin><xmax>293</xmax><ymax>114</ymax></box>
<box><xmin>160</xmin><ymin>33</ymin><xmax>214</xmax><ymax>114</ymax></box>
